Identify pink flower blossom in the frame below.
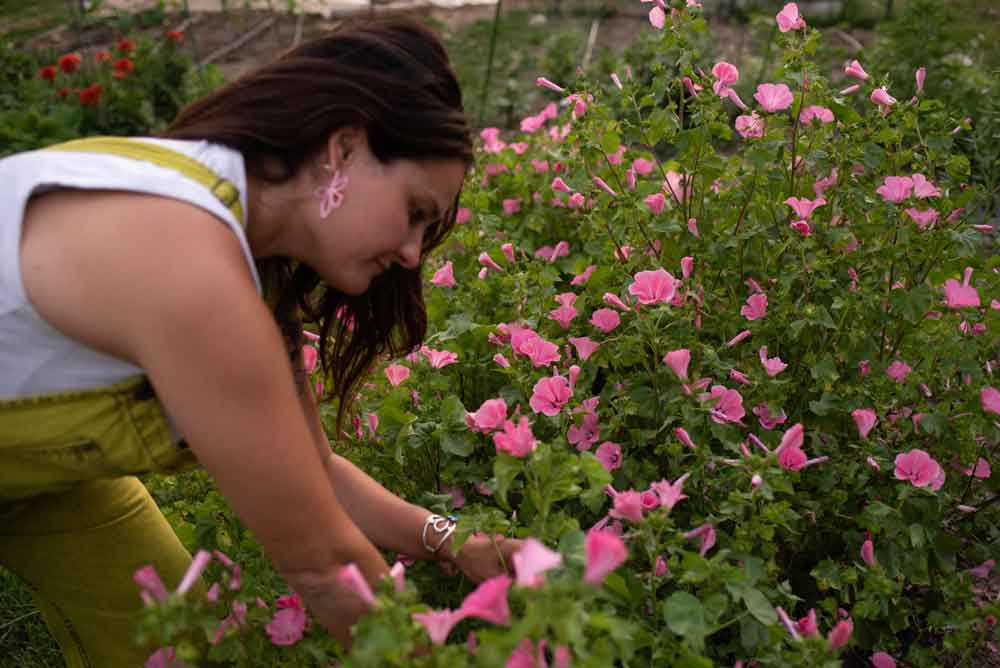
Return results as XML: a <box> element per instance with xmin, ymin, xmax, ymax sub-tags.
<box><xmin>593</xmin><ymin>176</ymin><xmax>617</xmax><ymax>197</ymax></box>
<box><xmin>512</xmin><ymin>538</ymin><xmax>563</xmax><ymax>587</ymax></box>
<box><xmin>266</xmin><ymin>596</ymin><xmax>309</xmax><ymax>646</ymax></box>
<box><xmin>510</xmin><ymin>328</ymin><xmax>561</xmax><ymax>367</ymax></box>
<box><xmin>569</xmin><ymin>336</ymin><xmax>600</xmax><ymax>360</ymax></box>
<box><xmin>413</xmin><ymin>609</ymin><xmax>460</xmax><ymax>645</ymax></box>
<box><xmin>529</xmin><ymin>376</ymin><xmax>572</xmax><ymax>416</ymax></box>
<box><xmin>876</xmin><ymin>175</ymin><xmax>913</xmax><ymax>203</ymax></box>
<box><xmin>799</xmin><ymin>105</ymin><xmax>834</xmax><ymax>124</ymax></box>
<box><xmin>469</xmin><ymin>398</ymin><xmax>508</xmax><ymax>433</ymax></box>
<box><xmin>779</xmin><ymin>446</ymin><xmax>808</xmax><ymax>471</ymax></box>
<box><xmin>961</xmin><ymin>457</ymin><xmax>991</xmax><ymax>479</ymax></box>
<box><xmin>683</xmin><ymin>523</ymin><xmax>717</xmax><ymax>556</ymax></box>
<box><xmin>431</xmin><ymin>261</ymin><xmax>455</xmax><ymax>287</ymax></box>
<box><xmin>871</xmin><ymin>651</ymin><xmax>897</xmax><ymax>668</ymax></box>
<box><xmin>337</xmin><ymin>563</ymin><xmax>376</xmax><ymax>607</ymax></box>
<box><xmin>568</xmin><ymin>412</ymin><xmax>601</xmax><ymax>450</ymax></box>
<box><xmin>905</xmin><ymin>207</ymin><xmax>939</xmax><ymax>229</ymax></box>
<box><xmin>603</xmin><ymin>292</ymin><xmax>631</xmax><ymax>312</ymax></box>
<box><xmin>735</xmin><ymin>111</ymin><xmax>766</xmax><ymax>138</ymax></box>
<box><xmin>741</xmin><ymin>293</ymin><xmax>768</xmax><ymax>320</ymax></box>
<box><xmin>943</xmin><ymin>267</ymin><xmax>980</xmax><ymax>308</ymax></box>
<box><xmin>709</xmin><ymin>385</ymin><xmax>746</xmax><ymax>424</ymax></box>
<box><xmin>789</xmin><ymin>220</ymin><xmax>811</xmax><ymax>236</ymax></box>
<box><xmin>494</xmin><ymin>417</ymin><xmax>538</xmax><ymax>457</ymax></box>
<box><xmin>609</xmin><ymin>488</ymin><xmax>645</xmax><ymax>523</ymax></box>
<box><xmin>870</xmin><ymin>87</ymin><xmax>896</xmax><ymax>109</ymax></box>
<box><xmin>969</xmin><ymin>559</ymin><xmax>995</xmax><ymax>578</ymax></box>
<box><xmin>852</xmin><ymin>409</ymin><xmax>878</xmax><ymax>440</ymax></box>
<box><xmin>385</xmin><ymin>364</ymin><xmax>410</xmax><ymax>386</ymax></box>
<box><xmin>571</xmin><ymin>265</ymin><xmax>596</xmax><ymax>285</ymax></box>
<box><xmin>688</xmin><ymin>217</ymin><xmax>700</xmax><ymax>237</ymax></box>
<box><xmin>754</xmin><ymin>83</ymin><xmax>794</xmax><ymax>112</ymax></box>
<box><xmin>785</xmin><ymin>196</ymin><xmax>826</xmax><ymax>219</ymax></box>
<box><xmin>798</xmin><ymin>608</ymin><xmax>818</xmax><ymax>636</ymax></box>
<box><xmin>712</xmin><ymin>61</ymin><xmax>739</xmax><ymax>97</ymax></box>
<box><xmin>628</xmin><ymin>268</ymin><xmax>679</xmax><ymax>305</ymax></box>
<box><xmin>911</xmin><ymin>173</ymin><xmax>941</xmax><ymax>198</ymax></box>
<box><xmin>840</xmin><ymin>83</ymin><xmax>861</xmax><ymax>95</ymax></box>
<box><xmin>776</xmin><ymin>2</ymin><xmax>806</xmax><ymax>32</ymax></box>
<box><xmin>654</xmin><ymin>555</ymin><xmax>669</xmax><ymax>577</ymax></box>
<box><xmin>886</xmin><ymin>360</ymin><xmax>912</xmax><ymax>383</ymax></box>
<box><xmin>894</xmin><ymin>449</ymin><xmax>945</xmax><ymax>491</ymax></box>
<box><xmin>681</xmin><ymin>256</ymin><xmax>694</xmax><ymax>279</ymax></box>
<box><xmin>753</xmin><ymin>403</ymin><xmax>787</xmax><ymax>429</ymax></box>
<box><xmin>813</xmin><ymin>168</ymin><xmax>838</xmax><ymax>197</ymax></box>
<box><xmin>145</xmin><ymin>647</ymin><xmax>185</xmax><ymax>668</ymax></box>
<box><xmin>591</xmin><ymin>308</ymin><xmax>621</xmax><ymax>333</ymax></box>
<box><xmin>584</xmin><ymin>529</ymin><xmax>628</xmax><ymax>585</ymax></box>
<box><xmin>644</xmin><ymin>192</ymin><xmax>667</xmax><ymax>215</ymax></box>
<box><xmin>493</xmin><ymin>353</ymin><xmax>510</xmax><ymax>368</ymax></box>
<box><xmin>649</xmin><ymin>5</ymin><xmax>666</xmax><ymax>28</ymax></box>
<box><xmin>982</xmin><ymin>387</ymin><xmax>1000</xmax><ymax>415</ymax></box>
<box><xmin>421</xmin><ymin>346</ymin><xmax>459</xmax><ymax>368</ymax></box>
<box><xmin>651</xmin><ymin>472</ymin><xmax>691</xmax><ymax>509</ymax></box>
<box><xmin>458</xmin><ymin>575</ymin><xmax>511</xmax><ymax>625</ymax></box>
<box><xmin>727</xmin><ymin>329</ymin><xmax>752</xmax><ymax>347</ymax></box>
<box><xmin>663</xmin><ymin>349</ymin><xmax>691</xmax><ymax>380</ymax></box>
<box><xmin>827</xmin><ymin>618</ymin><xmax>854</xmax><ymax>652</ymax></box>
<box><xmin>595</xmin><ymin>441</ymin><xmax>623</xmax><ymax>471</ymax></box>
<box><xmin>664</xmin><ymin>171</ymin><xmax>692</xmax><ymax>204</ymax></box>
<box><xmin>844</xmin><ymin>60</ymin><xmax>869</xmax><ymax>80</ymax></box>
<box><xmin>759</xmin><ymin>346</ymin><xmax>788</xmax><ymax>376</ymax></box>
<box><xmin>861</xmin><ymin>539</ymin><xmax>876</xmax><ymax>567</ymax></box>
<box><xmin>536</xmin><ymin>77</ymin><xmax>564</xmax><ymax>93</ymax></box>
<box><xmin>134</xmin><ymin>565</ymin><xmax>169</xmax><ymax>606</ymax></box>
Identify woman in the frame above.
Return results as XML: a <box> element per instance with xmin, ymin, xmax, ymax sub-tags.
<box><xmin>0</xmin><ymin>17</ymin><xmax>517</xmax><ymax>666</ymax></box>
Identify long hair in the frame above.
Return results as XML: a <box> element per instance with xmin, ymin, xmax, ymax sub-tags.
<box><xmin>159</xmin><ymin>17</ymin><xmax>473</xmax><ymax>434</ymax></box>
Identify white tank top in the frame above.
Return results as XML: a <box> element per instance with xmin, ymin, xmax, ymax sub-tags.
<box><xmin>0</xmin><ymin>137</ymin><xmax>261</xmax><ymax>399</ymax></box>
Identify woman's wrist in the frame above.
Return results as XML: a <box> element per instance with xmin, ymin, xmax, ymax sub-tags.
<box><xmin>420</xmin><ymin>512</ymin><xmax>459</xmax><ymax>563</ymax></box>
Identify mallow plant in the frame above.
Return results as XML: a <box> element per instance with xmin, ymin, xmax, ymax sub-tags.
<box><xmin>137</xmin><ymin>2</ymin><xmax>1000</xmax><ymax>666</ymax></box>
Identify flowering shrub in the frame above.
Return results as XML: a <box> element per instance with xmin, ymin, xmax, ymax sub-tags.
<box><xmin>138</xmin><ymin>2</ymin><xmax>1000</xmax><ymax>666</ymax></box>
<box><xmin>0</xmin><ymin>30</ymin><xmax>221</xmax><ymax>155</ymax></box>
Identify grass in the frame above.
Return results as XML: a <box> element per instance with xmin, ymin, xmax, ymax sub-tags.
<box><xmin>0</xmin><ymin>570</ymin><xmax>64</xmax><ymax>668</ymax></box>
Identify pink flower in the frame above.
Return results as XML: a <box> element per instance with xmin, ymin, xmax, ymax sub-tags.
<box><xmin>912</xmin><ymin>173</ymin><xmax>941</xmax><ymax>198</ymax></box>
<box><xmin>943</xmin><ymin>266</ymin><xmax>980</xmax><ymax>308</ymax></box>
<box><xmin>644</xmin><ymin>192</ymin><xmax>667</xmax><ymax>214</ymax></box>
<box><xmin>753</xmin><ymin>403</ymin><xmax>787</xmax><ymax>430</ymax></box>
<box><xmin>337</xmin><ymin>563</ymin><xmax>376</xmax><ymax>607</ymax></box>
<box><xmin>785</xmin><ymin>196</ymin><xmax>826</xmax><ymax>219</ymax></box>
<box><xmin>799</xmin><ymin>105</ymin><xmax>834</xmax><ymax>124</ymax></box>
<box><xmin>591</xmin><ymin>308</ymin><xmax>621</xmax><ymax>333</ymax></box>
<box><xmin>494</xmin><ymin>353</ymin><xmax>510</xmax><ymax>368</ymax></box>
<box><xmin>536</xmin><ymin>77</ymin><xmax>564</xmax><ymax>93</ymax></box>
<box><xmin>776</xmin><ymin>2</ymin><xmax>806</xmax><ymax>32</ymax></box>
<box><xmin>603</xmin><ymin>292</ymin><xmax>631</xmax><ymax>312</ymax></box>
<box><xmin>595</xmin><ymin>441</ymin><xmax>622</xmax><ymax>471</ymax></box>
<box><xmin>886</xmin><ymin>360</ymin><xmax>912</xmax><ymax>383</ymax></box>
<box><xmin>681</xmin><ymin>256</ymin><xmax>694</xmax><ymax>279</ymax></box>
<box><xmin>501</xmin><ymin>243</ymin><xmax>516</xmax><ymax>264</ymax></box>
<box><xmin>779</xmin><ymin>446</ymin><xmax>808</xmax><ymax>471</ymax></box>
<box><xmin>741</xmin><ymin>293</ymin><xmax>768</xmax><ymax>321</ymax></box>
<box><xmin>145</xmin><ymin>647</ymin><xmax>185</xmax><ymax>668</ymax></box>
<box><xmin>510</xmin><ymin>328</ymin><xmax>561</xmax><ymax>367</ymax></box>
<box><xmin>709</xmin><ymin>385</ymin><xmax>746</xmax><ymax>424</ymax></box>
<box><xmin>571</xmin><ymin>265</ymin><xmax>596</xmax><ymax>285</ymax></box>
<box><xmin>727</xmin><ymin>329</ymin><xmax>752</xmax><ymax>347</ymax></box>
<box><xmin>654</xmin><ymin>555</ymin><xmax>669</xmax><ymax>577</ymax></box>
<box><xmin>789</xmin><ymin>220</ymin><xmax>811</xmax><ymax>236</ymax></box>
<box><xmin>649</xmin><ymin>4</ymin><xmax>666</xmax><ymax>28</ymax></box>
<box><xmin>494</xmin><ymin>417</ymin><xmax>538</xmax><ymax>457</ymax></box>
<box><xmin>961</xmin><ymin>457</ymin><xmax>991</xmax><ymax>479</ymax></box>
<box><xmin>844</xmin><ymin>59</ymin><xmax>869</xmax><ymax>80</ymax></box>
<box><xmin>512</xmin><ymin>538</ymin><xmax>563</xmax><ymax>587</ymax></box>
<box><xmin>549</xmin><ymin>303</ymin><xmax>578</xmax><ymax>330</ymax></box>
<box><xmin>663</xmin><ymin>348</ymin><xmax>691</xmax><ymax>380</ymax></box>
<box><xmin>301</xmin><ymin>345</ymin><xmax>318</xmax><ymax>374</ymax></box>
<box><xmin>421</xmin><ymin>346</ymin><xmax>459</xmax><ymax>368</ymax></box>
<box><xmin>266</xmin><ymin>599</ymin><xmax>309</xmax><ymax>646</ymax></box>
<box><xmin>861</xmin><ymin>539</ymin><xmax>876</xmax><ymax>567</ymax></box>
<box><xmin>609</xmin><ymin>488</ymin><xmax>645</xmax><ymax>523</ymax></box>
<box><xmin>871</xmin><ymin>651</ymin><xmax>897</xmax><ymax>668</ymax></box>
<box><xmin>385</xmin><ymin>363</ymin><xmax>410</xmax><ymax>386</ymax></box>
<box><xmin>569</xmin><ymin>336</ymin><xmax>600</xmax><ymax>360</ymax></box>
<box><xmin>458</xmin><ymin>575</ymin><xmax>511</xmax><ymax>625</ymax></box>
<box><xmin>759</xmin><ymin>346</ymin><xmax>788</xmax><ymax>376</ymax></box>
<box><xmin>568</xmin><ymin>412</ymin><xmax>600</xmax><ymax>450</ymax></box>
<box><xmin>876</xmin><ymin>176</ymin><xmax>913</xmax><ymax>203</ymax></box>
<box><xmin>633</xmin><ymin>158</ymin><xmax>654</xmax><ymax>176</ymax></box>
<box><xmin>469</xmin><ymin>398</ymin><xmax>508</xmax><ymax>432</ymax></box>
<box><xmin>870</xmin><ymin>87</ymin><xmax>896</xmax><ymax>109</ymax></box>
<box><xmin>628</xmin><ymin>268</ymin><xmax>679</xmax><ymax>305</ymax></box>
<box><xmin>776</xmin><ymin>422</ymin><xmax>804</xmax><ymax>453</ymax></box>
<box><xmin>730</xmin><ymin>369</ymin><xmax>753</xmax><ymax>386</ymax></box>
<box><xmin>905</xmin><ymin>207</ymin><xmax>939</xmax><ymax>229</ymax></box>
<box><xmin>134</xmin><ymin>565</ymin><xmax>169</xmax><ymax>605</ymax></box>
<box><xmin>894</xmin><ymin>449</ymin><xmax>945</xmax><ymax>491</ymax></box>
<box><xmin>712</xmin><ymin>61</ymin><xmax>739</xmax><ymax>97</ymax></box>
<box><xmin>674</xmin><ymin>427</ymin><xmax>696</xmax><ymax>450</ymax></box>
<box><xmin>851</xmin><ymin>409</ymin><xmax>878</xmax><ymax>440</ymax></box>
<box><xmin>754</xmin><ymin>83</ymin><xmax>794</xmax><ymax>112</ymax></box>
<box><xmin>813</xmin><ymin>168</ymin><xmax>838</xmax><ymax>197</ymax></box>
<box><xmin>969</xmin><ymin>559</ymin><xmax>995</xmax><ymax>578</ymax></box>
<box><xmin>584</xmin><ymin>529</ymin><xmax>628</xmax><ymax>585</ymax></box>
<box><xmin>735</xmin><ymin>111</ymin><xmax>766</xmax><ymax>138</ymax></box>
<box><xmin>682</xmin><ymin>523</ymin><xmax>717</xmax><ymax>556</ymax></box>
<box><xmin>664</xmin><ymin>171</ymin><xmax>692</xmax><ymax>204</ymax></box>
<box><xmin>552</xmin><ymin>177</ymin><xmax>572</xmax><ymax>194</ymax></box>
<box><xmin>797</xmin><ymin>608</ymin><xmax>818</xmax><ymax>636</ymax></box>
<box><xmin>827</xmin><ymin>618</ymin><xmax>853</xmax><ymax>652</ymax></box>
<box><xmin>479</xmin><ymin>252</ymin><xmax>504</xmax><ymax>273</ymax></box>
<box><xmin>413</xmin><ymin>609</ymin><xmax>460</xmax><ymax>645</ymax></box>
<box><xmin>650</xmin><ymin>472</ymin><xmax>690</xmax><ymax>509</ymax></box>
<box><xmin>688</xmin><ymin>217</ymin><xmax>700</xmax><ymax>237</ymax></box>
<box><xmin>431</xmin><ymin>261</ymin><xmax>455</xmax><ymax>287</ymax></box>
<box><xmin>982</xmin><ymin>387</ymin><xmax>1000</xmax><ymax>415</ymax></box>
<box><xmin>593</xmin><ymin>176</ymin><xmax>617</xmax><ymax>197</ymax></box>
<box><xmin>529</xmin><ymin>375</ymin><xmax>572</xmax><ymax>416</ymax></box>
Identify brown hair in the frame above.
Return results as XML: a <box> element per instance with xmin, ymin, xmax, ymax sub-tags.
<box><xmin>160</xmin><ymin>17</ymin><xmax>473</xmax><ymax>433</ymax></box>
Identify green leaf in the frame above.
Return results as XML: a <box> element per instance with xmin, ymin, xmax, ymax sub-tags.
<box><xmin>439</xmin><ymin>431</ymin><xmax>475</xmax><ymax>457</ymax></box>
<box><xmin>439</xmin><ymin>395</ymin><xmax>468</xmax><ymax>427</ymax></box>
<box><xmin>909</xmin><ymin>523</ymin><xmax>926</xmax><ymax>549</ymax></box>
<box><xmin>810</xmin><ymin>355</ymin><xmax>840</xmax><ymax>384</ymax></box>
<box><xmin>600</xmin><ymin>131</ymin><xmax>621</xmax><ymax>155</ymax></box>
<box><xmin>663</xmin><ymin>592</ymin><xmax>707</xmax><ymax>647</ymax></box>
<box><xmin>493</xmin><ymin>454</ymin><xmax>523</xmax><ymax>508</ymax></box>
<box><xmin>741</xmin><ymin>588</ymin><xmax>777</xmax><ymax>626</ymax></box>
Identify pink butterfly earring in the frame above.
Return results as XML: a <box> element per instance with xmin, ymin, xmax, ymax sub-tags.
<box><xmin>315</xmin><ymin>164</ymin><xmax>348</xmax><ymax>219</ymax></box>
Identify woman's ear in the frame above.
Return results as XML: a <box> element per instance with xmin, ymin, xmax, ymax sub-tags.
<box><xmin>325</xmin><ymin>127</ymin><xmax>366</xmax><ymax>171</ymax></box>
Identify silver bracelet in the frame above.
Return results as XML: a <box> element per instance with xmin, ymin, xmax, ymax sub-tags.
<box><xmin>421</xmin><ymin>513</ymin><xmax>457</xmax><ymax>554</ymax></box>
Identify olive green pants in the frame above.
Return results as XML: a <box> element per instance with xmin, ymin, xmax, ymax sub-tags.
<box><xmin>0</xmin><ymin>375</ymin><xmax>202</xmax><ymax>668</ymax></box>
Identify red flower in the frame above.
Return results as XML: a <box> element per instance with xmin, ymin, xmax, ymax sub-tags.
<box><xmin>57</xmin><ymin>52</ymin><xmax>82</xmax><ymax>74</ymax></box>
<box><xmin>94</xmin><ymin>50</ymin><xmax>113</xmax><ymax>64</ymax></box>
<box><xmin>165</xmin><ymin>30</ymin><xmax>183</xmax><ymax>43</ymax></box>
<box><xmin>39</xmin><ymin>65</ymin><xmax>58</xmax><ymax>82</ymax></box>
<box><xmin>116</xmin><ymin>37</ymin><xmax>135</xmax><ymax>54</ymax></box>
<box><xmin>56</xmin><ymin>87</ymin><xmax>70</xmax><ymax>99</ymax></box>
<box><xmin>112</xmin><ymin>58</ymin><xmax>134</xmax><ymax>79</ymax></box>
<box><xmin>78</xmin><ymin>83</ymin><xmax>102</xmax><ymax>106</ymax></box>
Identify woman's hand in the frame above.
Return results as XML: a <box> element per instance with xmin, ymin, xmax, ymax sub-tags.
<box><xmin>442</xmin><ymin>532</ymin><xmax>522</xmax><ymax>582</ymax></box>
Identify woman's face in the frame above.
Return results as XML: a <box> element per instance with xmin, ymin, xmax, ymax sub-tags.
<box><xmin>307</xmin><ymin>129</ymin><xmax>466</xmax><ymax>296</ymax></box>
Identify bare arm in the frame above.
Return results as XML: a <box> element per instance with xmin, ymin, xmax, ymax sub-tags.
<box><xmin>21</xmin><ymin>192</ymin><xmax>386</xmax><ymax>645</ymax></box>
